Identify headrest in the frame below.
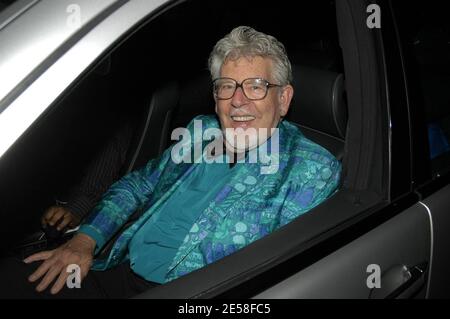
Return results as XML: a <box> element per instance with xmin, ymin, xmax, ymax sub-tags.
<box><xmin>286</xmin><ymin>65</ymin><xmax>347</xmax><ymax>139</ymax></box>
<box><xmin>172</xmin><ymin>66</ymin><xmax>348</xmax><ymax>141</ymax></box>
<box><xmin>288</xmin><ymin>48</ymin><xmax>339</xmax><ymax>71</ymax></box>
<box><xmin>179</xmin><ymin>70</ymin><xmax>215</xmax><ymax>114</ymax></box>
<box><xmin>171</xmin><ymin>71</ymin><xmax>215</xmax><ymax>129</ymax></box>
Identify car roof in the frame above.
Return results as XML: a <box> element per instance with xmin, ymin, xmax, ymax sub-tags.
<box><xmin>0</xmin><ymin>0</ymin><xmax>121</xmax><ymax>109</ymax></box>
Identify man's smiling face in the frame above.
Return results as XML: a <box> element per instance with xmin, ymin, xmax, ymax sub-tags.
<box><xmin>215</xmin><ymin>55</ymin><xmax>293</xmax><ymax>151</ymax></box>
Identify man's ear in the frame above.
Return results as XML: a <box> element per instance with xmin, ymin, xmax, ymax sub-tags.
<box><xmin>279</xmin><ymin>84</ymin><xmax>294</xmax><ymax>116</ymax></box>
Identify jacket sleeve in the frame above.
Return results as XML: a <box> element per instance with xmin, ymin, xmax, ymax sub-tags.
<box><xmin>77</xmin><ymin>149</ymin><xmax>170</xmax><ymax>253</ymax></box>
<box><xmin>77</xmin><ymin>114</ymin><xmax>211</xmax><ymax>253</ymax></box>
<box><xmin>279</xmin><ymin>152</ymin><xmax>342</xmax><ymax>227</ymax></box>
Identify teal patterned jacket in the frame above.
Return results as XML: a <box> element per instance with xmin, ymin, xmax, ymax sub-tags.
<box><xmin>78</xmin><ymin>115</ymin><xmax>341</xmax><ymax>283</ymax></box>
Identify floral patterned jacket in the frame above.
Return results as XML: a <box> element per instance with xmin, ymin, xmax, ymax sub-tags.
<box><xmin>78</xmin><ymin>115</ymin><xmax>341</xmax><ymax>283</ymax></box>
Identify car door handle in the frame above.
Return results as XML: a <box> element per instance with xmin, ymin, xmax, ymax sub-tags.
<box><xmin>369</xmin><ymin>262</ymin><xmax>428</xmax><ymax>299</ymax></box>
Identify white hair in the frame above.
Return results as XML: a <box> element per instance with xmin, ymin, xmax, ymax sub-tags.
<box><xmin>208</xmin><ymin>26</ymin><xmax>292</xmax><ymax>85</ymax></box>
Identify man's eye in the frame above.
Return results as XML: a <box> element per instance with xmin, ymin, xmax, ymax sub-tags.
<box><xmin>221</xmin><ymin>84</ymin><xmax>235</xmax><ymax>90</ymax></box>
<box><xmin>249</xmin><ymin>85</ymin><xmax>264</xmax><ymax>91</ymax></box>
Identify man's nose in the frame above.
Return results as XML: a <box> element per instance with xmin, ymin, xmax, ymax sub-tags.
<box><xmin>231</xmin><ymin>86</ymin><xmax>248</xmax><ymax>108</ymax></box>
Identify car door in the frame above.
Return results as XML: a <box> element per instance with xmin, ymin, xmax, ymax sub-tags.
<box><xmin>391</xmin><ymin>0</ymin><xmax>450</xmax><ymax>298</ymax></box>
<box><xmin>254</xmin><ymin>0</ymin><xmax>439</xmax><ymax>299</ymax></box>
<box><xmin>255</xmin><ymin>0</ymin><xmax>450</xmax><ymax>299</ymax></box>
<box><xmin>254</xmin><ymin>203</ymin><xmax>430</xmax><ymax>298</ymax></box>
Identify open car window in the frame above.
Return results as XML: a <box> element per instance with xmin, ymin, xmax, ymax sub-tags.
<box><xmin>0</xmin><ymin>0</ymin><xmax>394</xmax><ymax>298</ymax></box>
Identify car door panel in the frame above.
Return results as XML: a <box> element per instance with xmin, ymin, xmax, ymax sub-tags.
<box><xmin>254</xmin><ymin>202</ymin><xmax>431</xmax><ymax>298</ymax></box>
<box><xmin>420</xmin><ymin>184</ymin><xmax>450</xmax><ymax>298</ymax></box>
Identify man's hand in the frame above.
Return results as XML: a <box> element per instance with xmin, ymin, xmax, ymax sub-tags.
<box><xmin>41</xmin><ymin>206</ymin><xmax>80</xmax><ymax>231</ymax></box>
<box><xmin>23</xmin><ymin>233</ymin><xmax>96</xmax><ymax>294</ymax></box>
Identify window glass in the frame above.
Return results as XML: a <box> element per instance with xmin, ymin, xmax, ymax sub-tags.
<box><xmin>394</xmin><ymin>1</ymin><xmax>450</xmax><ymax>177</ymax></box>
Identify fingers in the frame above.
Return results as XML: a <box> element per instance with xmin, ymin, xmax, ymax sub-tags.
<box><xmin>23</xmin><ymin>250</ymin><xmax>53</xmax><ymax>264</ymax></box>
<box><xmin>57</xmin><ymin>213</ymin><xmax>73</xmax><ymax>231</ymax></box>
<box><xmin>28</xmin><ymin>255</ymin><xmax>73</xmax><ymax>294</ymax></box>
<box><xmin>35</xmin><ymin>262</ymin><xmax>64</xmax><ymax>292</ymax></box>
<box><xmin>42</xmin><ymin>206</ymin><xmax>74</xmax><ymax>230</ymax></box>
<box><xmin>24</xmin><ymin>251</ymin><xmax>54</xmax><ymax>286</ymax></box>
<box><xmin>41</xmin><ymin>207</ymin><xmax>58</xmax><ymax>227</ymax></box>
<box><xmin>50</xmin><ymin>268</ymin><xmax>71</xmax><ymax>295</ymax></box>
<box><xmin>27</xmin><ymin>257</ymin><xmax>54</xmax><ymax>283</ymax></box>
<box><xmin>69</xmin><ymin>214</ymin><xmax>82</xmax><ymax>228</ymax></box>
<box><xmin>49</xmin><ymin>262</ymin><xmax>90</xmax><ymax>294</ymax></box>
<box><xmin>24</xmin><ymin>237</ymin><xmax>94</xmax><ymax>295</ymax></box>
<box><xmin>48</xmin><ymin>209</ymin><xmax>66</xmax><ymax>227</ymax></box>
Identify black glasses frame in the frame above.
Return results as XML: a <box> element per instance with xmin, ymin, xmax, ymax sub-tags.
<box><xmin>213</xmin><ymin>77</ymin><xmax>282</xmax><ymax>100</ymax></box>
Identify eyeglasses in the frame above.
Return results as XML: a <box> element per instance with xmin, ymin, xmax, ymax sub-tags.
<box><xmin>213</xmin><ymin>77</ymin><xmax>282</xmax><ymax>100</ymax></box>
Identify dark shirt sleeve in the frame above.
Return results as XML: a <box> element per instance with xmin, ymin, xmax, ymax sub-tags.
<box><xmin>63</xmin><ymin>122</ymin><xmax>134</xmax><ymax>222</ymax></box>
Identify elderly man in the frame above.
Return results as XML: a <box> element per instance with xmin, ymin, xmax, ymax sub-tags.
<box><xmin>0</xmin><ymin>26</ymin><xmax>340</xmax><ymax>298</ymax></box>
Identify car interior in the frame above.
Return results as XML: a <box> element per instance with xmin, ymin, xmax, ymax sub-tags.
<box><xmin>0</xmin><ymin>0</ymin><xmax>389</xmax><ymax>297</ymax></box>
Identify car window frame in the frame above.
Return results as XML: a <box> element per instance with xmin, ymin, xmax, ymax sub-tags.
<box><xmin>0</xmin><ymin>0</ymin><xmax>170</xmax><ymax>160</ymax></box>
